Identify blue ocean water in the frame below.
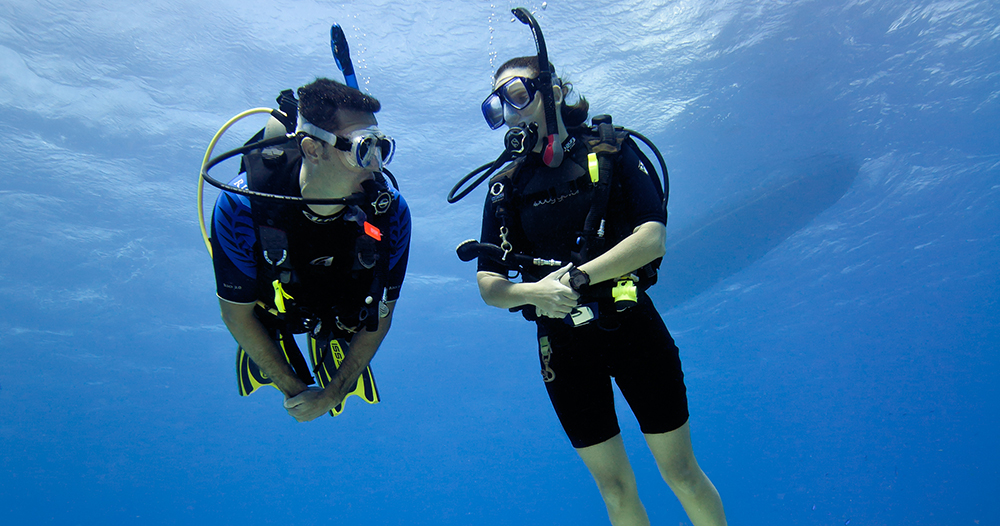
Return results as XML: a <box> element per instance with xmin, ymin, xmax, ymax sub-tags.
<box><xmin>1</xmin><ymin>0</ymin><xmax>997</xmax><ymax>524</ymax></box>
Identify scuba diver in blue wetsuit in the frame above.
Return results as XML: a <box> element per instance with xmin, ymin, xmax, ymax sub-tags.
<box><xmin>449</xmin><ymin>9</ymin><xmax>726</xmax><ymax>525</ymax></box>
<box><xmin>200</xmin><ymin>28</ymin><xmax>411</xmax><ymax>423</ymax></box>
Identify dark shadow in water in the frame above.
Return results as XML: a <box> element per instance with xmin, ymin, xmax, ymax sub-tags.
<box><xmin>657</xmin><ymin>154</ymin><xmax>858</xmax><ymax>311</ymax></box>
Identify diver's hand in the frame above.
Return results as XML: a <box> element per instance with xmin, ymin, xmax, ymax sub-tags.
<box><xmin>529</xmin><ymin>264</ymin><xmax>580</xmax><ymax>319</ymax></box>
<box><xmin>284</xmin><ymin>387</ymin><xmax>340</xmax><ymax>422</ymax></box>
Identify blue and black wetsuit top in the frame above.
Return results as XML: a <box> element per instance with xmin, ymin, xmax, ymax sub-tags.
<box><xmin>210</xmin><ymin>157</ymin><xmax>411</xmax><ymax>327</ymax></box>
<box><xmin>478</xmin><ymin>133</ymin><xmax>664</xmax><ymax>283</ymax></box>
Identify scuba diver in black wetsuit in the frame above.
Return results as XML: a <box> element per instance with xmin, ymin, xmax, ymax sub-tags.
<box><xmin>450</xmin><ymin>9</ymin><xmax>726</xmax><ymax>526</ymax></box>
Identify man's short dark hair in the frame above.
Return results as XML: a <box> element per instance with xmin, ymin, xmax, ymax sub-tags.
<box><xmin>297</xmin><ymin>78</ymin><xmax>381</xmax><ymax>133</ymax></box>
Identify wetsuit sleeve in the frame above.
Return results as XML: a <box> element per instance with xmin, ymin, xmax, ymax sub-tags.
<box><xmin>210</xmin><ymin>175</ymin><xmax>259</xmax><ymax>304</ymax></box>
<box><xmin>609</xmin><ymin>141</ymin><xmax>667</xmax><ymax>231</ymax></box>
<box><xmin>384</xmin><ymin>191</ymin><xmax>411</xmax><ymax>302</ymax></box>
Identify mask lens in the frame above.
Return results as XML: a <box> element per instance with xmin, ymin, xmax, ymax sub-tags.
<box><xmin>482</xmin><ymin>93</ymin><xmax>505</xmax><ymax>130</ymax></box>
<box><xmin>377</xmin><ymin>138</ymin><xmax>395</xmax><ymax>165</ymax></box>
<box><xmin>350</xmin><ymin>136</ymin><xmax>369</xmax><ymax>166</ymax></box>
<box><xmin>502</xmin><ymin>78</ymin><xmax>533</xmax><ymax>109</ymax></box>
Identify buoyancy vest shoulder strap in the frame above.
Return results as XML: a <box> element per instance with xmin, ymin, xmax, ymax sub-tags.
<box><xmin>487</xmin><ymin>157</ymin><xmax>526</xmax><ymax>216</ymax></box>
<box><xmin>577</xmin><ymin>115</ymin><xmax>628</xmax><ymax>263</ymax></box>
<box><xmin>485</xmin><ymin>158</ymin><xmax>528</xmax><ymax>265</ymax></box>
<box><xmin>357</xmin><ymin>176</ymin><xmax>397</xmax><ymax>333</ymax></box>
<box><xmin>245</xmin><ymin>139</ymin><xmax>302</xmax><ymax>283</ymax></box>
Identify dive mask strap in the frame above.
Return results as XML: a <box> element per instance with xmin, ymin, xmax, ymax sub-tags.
<box><xmin>296</xmin><ymin>115</ymin><xmax>341</xmax><ymax>146</ymax></box>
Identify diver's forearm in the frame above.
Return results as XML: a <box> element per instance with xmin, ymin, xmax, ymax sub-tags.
<box><xmin>577</xmin><ymin>221</ymin><xmax>666</xmax><ymax>285</ymax></box>
<box><xmin>477</xmin><ymin>271</ymin><xmax>540</xmax><ymax>309</ymax></box>
<box><xmin>219</xmin><ymin>300</ymin><xmax>308</xmax><ymax>397</ymax></box>
<box><xmin>323</xmin><ymin>303</ymin><xmax>394</xmax><ymax>402</ymax></box>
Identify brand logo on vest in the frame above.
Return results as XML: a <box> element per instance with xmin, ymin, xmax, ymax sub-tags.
<box><xmin>310</xmin><ymin>256</ymin><xmax>336</xmax><ymax>267</ymax></box>
<box><xmin>490</xmin><ymin>182</ymin><xmax>505</xmax><ymax>205</ymax></box>
<box><xmin>533</xmin><ymin>189</ymin><xmax>579</xmax><ymax>207</ymax></box>
<box><xmin>373</xmin><ymin>191</ymin><xmax>392</xmax><ymax>215</ymax></box>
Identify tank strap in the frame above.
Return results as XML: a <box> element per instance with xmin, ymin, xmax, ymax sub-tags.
<box><xmin>576</xmin><ymin>115</ymin><xmax>627</xmax><ymax>263</ymax></box>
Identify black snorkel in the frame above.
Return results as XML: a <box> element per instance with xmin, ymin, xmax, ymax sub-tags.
<box><xmin>512</xmin><ymin>7</ymin><xmax>562</xmax><ymax>168</ymax></box>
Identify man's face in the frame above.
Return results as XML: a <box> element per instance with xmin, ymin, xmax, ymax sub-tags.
<box><xmin>325</xmin><ymin>109</ymin><xmax>380</xmax><ymax>175</ymax></box>
<box><xmin>301</xmin><ymin>108</ymin><xmax>381</xmax><ymax>178</ymax></box>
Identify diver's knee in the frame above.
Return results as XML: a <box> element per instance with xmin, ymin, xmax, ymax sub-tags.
<box><xmin>659</xmin><ymin>456</ymin><xmax>704</xmax><ymax>493</ymax></box>
<box><xmin>593</xmin><ymin>473</ymin><xmax>639</xmax><ymax>509</ymax></box>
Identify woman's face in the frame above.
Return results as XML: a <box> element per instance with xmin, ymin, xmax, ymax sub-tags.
<box><xmin>494</xmin><ymin>66</ymin><xmax>545</xmax><ymax>129</ymax></box>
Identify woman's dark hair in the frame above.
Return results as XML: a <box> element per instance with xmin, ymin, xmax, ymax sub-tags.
<box><xmin>495</xmin><ymin>56</ymin><xmax>590</xmax><ymax>128</ymax></box>
<box><xmin>297</xmin><ymin>78</ymin><xmax>381</xmax><ymax>133</ymax></box>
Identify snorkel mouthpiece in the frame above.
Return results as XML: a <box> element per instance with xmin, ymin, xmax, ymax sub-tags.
<box><xmin>512</xmin><ymin>7</ymin><xmax>563</xmax><ymax>167</ymax></box>
<box><xmin>542</xmin><ymin>134</ymin><xmax>558</xmax><ymax>165</ymax></box>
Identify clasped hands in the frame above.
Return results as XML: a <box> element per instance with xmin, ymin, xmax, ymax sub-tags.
<box><xmin>531</xmin><ymin>263</ymin><xmax>581</xmax><ymax>319</ymax></box>
<box><xmin>284</xmin><ymin>387</ymin><xmax>343</xmax><ymax>422</ymax></box>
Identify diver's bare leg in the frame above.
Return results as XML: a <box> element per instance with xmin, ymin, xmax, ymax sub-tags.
<box><xmin>644</xmin><ymin>421</ymin><xmax>727</xmax><ymax>526</ymax></box>
<box><xmin>576</xmin><ymin>434</ymin><xmax>650</xmax><ymax>526</ymax></box>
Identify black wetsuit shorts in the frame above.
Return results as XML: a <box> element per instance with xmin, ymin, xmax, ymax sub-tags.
<box><xmin>535</xmin><ymin>295</ymin><xmax>689</xmax><ymax>449</ymax></box>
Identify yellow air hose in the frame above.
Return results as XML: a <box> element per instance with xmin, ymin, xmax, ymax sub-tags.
<box><xmin>198</xmin><ymin>108</ymin><xmax>278</xmax><ymax>258</ymax></box>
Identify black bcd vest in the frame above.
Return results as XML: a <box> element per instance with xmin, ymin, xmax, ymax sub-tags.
<box><xmin>488</xmin><ymin>115</ymin><xmax>666</xmax><ymax>289</ymax></box>
<box><xmin>241</xmin><ymin>137</ymin><xmax>397</xmax><ymax>335</ymax></box>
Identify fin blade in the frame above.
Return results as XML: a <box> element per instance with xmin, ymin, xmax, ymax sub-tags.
<box><xmin>308</xmin><ymin>338</ymin><xmax>380</xmax><ymax>416</ymax></box>
<box><xmin>236</xmin><ymin>346</ymin><xmax>277</xmax><ymax>396</ymax></box>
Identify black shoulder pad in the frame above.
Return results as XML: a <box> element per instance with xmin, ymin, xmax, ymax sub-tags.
<box><xmin>245</xmin><ymin>139</ymin><xmax>301</xmax><ymax>195</ymax></box>
<box><xmin>488</xmin><ymin>157</ymin><xmax>526</xmax><ymax>186</ymax></box>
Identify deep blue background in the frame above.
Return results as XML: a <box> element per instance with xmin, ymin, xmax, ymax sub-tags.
<box><xmin>1</xmin><ymin>0</ymin><xmax>997</xmax><ymax>524</ymax></box>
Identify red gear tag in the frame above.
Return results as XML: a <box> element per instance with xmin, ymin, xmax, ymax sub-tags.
<box><xmin>364</xmin><ymin>221</ymin><xmax>382</xmax><ymax>241</ymax></box>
